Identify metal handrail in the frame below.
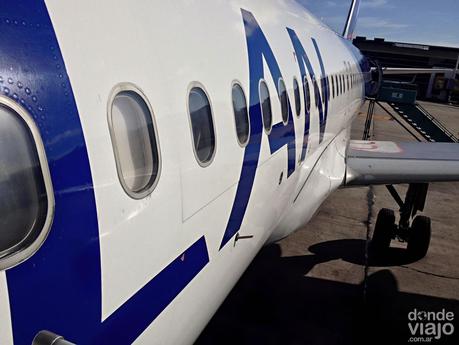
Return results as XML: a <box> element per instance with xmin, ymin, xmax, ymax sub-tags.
<box><xmin>376</xmin><ymin>101</ymin><xmax>422</xmax><ymax>142</ymax></box>
<box><xmin>415</xmin><ymin>103</ymin><xmax>459</xmax><ymax>143</ymax></box>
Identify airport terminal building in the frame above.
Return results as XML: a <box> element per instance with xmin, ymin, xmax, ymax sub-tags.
<box><xmin>353</xmin><ymin>37</ymin><xmax>459</xmax><ymax>104</ymax></box>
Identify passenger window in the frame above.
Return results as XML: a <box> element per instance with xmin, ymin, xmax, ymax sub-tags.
<box><xmin>0</xmin><ymin>100</ymin><xmax>53</xmax><ymax>269</ymax></box>
<box><xmin>331</xmin><ymin>76</ymin><xmax>335</xmax><ymax>98</ymax></box>
<box><xmin>293</xmin><ymin>77</ymin><xmax>301</xmax><ymax>117</ymax></box>
<box><xmin>109</xmin><ymin>88</ymin><xmax>160</xmax><ymax>197</ymax></box>
<box><xmin>304</xmin><ymin>77</ymin><xmax>311</xmax><ymax>113</ymax></box>
<box><xmin>188</xmin><ymin>87</ymin><xmax>216</xmax><ymax>165</ymax></box>
<box><xmin>322</xmin><ymin>77</ymin><xmax>327</xmax><ymax>104</ymax></box>
<box><xmin>232</xmin><ymin>83</ymin><xmax>250</xmax><ymax>146</ymax></box>
<box><xmin>337</xmin><ymin>75</ymin><xmax>340</xmax><ymax>95</ymax></box>
<box><xmin>259</xmin><ymin>80</ymin><xmax>272</xmax><ymax>133</ymax></box>
<box><xmin>312</xmin><ymin>76</ymin><xmax>319</xmax><ymax>108</ymax></box>
<box><xmin>278</xmin><ymin>79</ymin><xmax>289</xmax><ymax>124</ymax></box>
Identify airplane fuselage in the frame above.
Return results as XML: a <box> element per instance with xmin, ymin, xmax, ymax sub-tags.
<box><xmin>0</xmin><ymin>1</ymin><xmax>369</xmax><ymax>343</ymax></box>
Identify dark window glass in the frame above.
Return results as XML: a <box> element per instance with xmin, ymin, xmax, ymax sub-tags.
<box><xmin>232</xmin><ymin>83</ymin><xmax>250</xmax><ymax>146</ymax></box>
<box><xmin>304</xmin><ymin>77</ymin><xmax>311</xmax><ymax>113</ymax></box>
<box><xmin>323</xmin><ymin>77</ymin><xmax>327</xmax><ymax>104</ymax></box>
<box><xmin>189</xmin><ymin>87</ymin><xmax>216</xmax><ymax>164</ymax></box>
<box><xmin>0</xmin><ymin>103</ymin><xmax>48</xmax><ymax>263</ymax></box>
<box><xmin>312</xmin><ymin>76</ymin><xmax>319</xmax><ymax>108</ymax></box>
<box><xmin>259</xmin><ymin>81</ymin><xmax>272</xmax><ymax>132</ymax></box>
<box><xmin>337</xmin><ymin>75</ymin><xmax>340</xmax><ymax>95</ymax></box>
<box><xmin>293</xmin><ymin>78</ymin><xmax>301</xmax><ymax>117</ymax></box>
<box><xmin>331</xmin><ymin>76</ymin><xmax>335</xmax><ymax>98</ymax></box>
<box><xmin>278</xmin><ymin>79</ymin><xmax>289</xmax><ymax>124</ymax></box>
<box><xmin>321</xmin><ymin>77</ymin><xmax>325</xmax><ymax>104</ymax></box>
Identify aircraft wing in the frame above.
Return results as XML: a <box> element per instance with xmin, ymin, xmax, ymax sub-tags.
<box><xmin>344</xmin><ymin>140</ymin><xmax>459</xmax><ymax>186</ymax></box>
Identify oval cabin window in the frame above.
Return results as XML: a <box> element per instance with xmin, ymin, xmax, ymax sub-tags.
<box><xmin>109</xmin><ymin>87</ymin><xmax>160</xmax><ymax>198</ymax></box>
<box><xmin>332</xmin><ymin>75</ymin><xmax>335</xmax><ymax>98</ymax></box>
<box><xmin>232</xmin><ymin>83</ymin><xmax>250</xmax><ymax>146</ymax></box>
<box><xmin>188</xmin><ymin>87</ymin><xmax>216</xmax><ymax>165</ymax></box>
<box><xmin>304</xmin><ymin>77</ymin><xmax>311</xmax><ymax>113</ymax></box>
<box><xmin>278</xmin><ymin>79</ymin><xmax>289</xmax><ymax>124</ymax></box>
<box><xmin>0</xmin><ymin>99</ymin><xmax>53</xmax><ymax>269</ymax></box>
<box><xmin>259</xmin><ymin>80</ymin><xmax>272</xmax><ymax>133</ymax></box>
<box><xmin>293</xmin><ymin>78</ymin><xmax>301</xmax><ymax>117</ymax></box>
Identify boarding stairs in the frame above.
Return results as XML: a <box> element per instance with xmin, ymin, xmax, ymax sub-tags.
<box><xmin>387</xmin><ymin>102</ymin><xmax>458</xmax><ymax>143</ymax></box>
<box><xmin>364</xmin><ymin>81</ymin><xmax>459</xmax><ymax>143</ymax></box>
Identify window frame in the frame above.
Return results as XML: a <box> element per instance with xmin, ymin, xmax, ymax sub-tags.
<box><xmin>0</xmin><ymin>95</ymin><xmax>55</xmax><ymax>270</ymax></box>
<box><xmin>293</xmin><ymin>77</ymin><xmax>301</xmax><ymax>117</ymax></box>
<box><xmin>107</xmin><ymin>82</ymin><xmax>162</xmax><ymax>199</ymax></box>
<box><xmin>334</xmin><ymin>75</ymin><xmax>337</xmax><ymax>96</ymax></box>
<box><xmin>312</xmin><ymin>75</ymin><xmax>319</xmax><ymax>109</ymax></box>
<box><xmin>259</xmin><ymin>79</ymin><xmax>273</xmax><ymax>134</ymax></box>
<box><xmin>231</xmin><ymin>80</ymin><xmax>251</xmax><ymax>148</ymax></box>
<box><xmin>278</xmin><ymin>78</ymin><xmax>289</xmax><ymax>125</ymax></box>
<box><xmin>331</xmin><ymin>75</ymin><xmax>335</xmax><ymax>99</ymax></box>
<box><xmin>339</xmin><ymin>75</ymin><xmax>342</xmax><ymax>95</ymax></box>
<box><xmin>336</xmin><ymin>75</ymin><xmax>340</xmax><ymax>96</ymax></box>
<box><xmin>186</xmin><ymin>82</ymin><xmax>217</xmax><ymax>168</ymax></box>
<box><xmin>303</xmin><ymin>76</ymin><xmax>311</xmax><ymax>113</ymax></box>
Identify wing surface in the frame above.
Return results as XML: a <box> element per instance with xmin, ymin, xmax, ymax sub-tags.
<box><xmin>345</xmin><ymin>140</ymin><xmax>459</xmax><ymax>186</ymax></box>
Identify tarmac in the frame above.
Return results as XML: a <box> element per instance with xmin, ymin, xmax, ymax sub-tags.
<box><xmin>196</xmin><ymin>101</ymin><xmax>459</xmax><ymax>345</ymax></box>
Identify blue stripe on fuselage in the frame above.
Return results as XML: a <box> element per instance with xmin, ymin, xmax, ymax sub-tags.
<box><xmin>311</xmin><ymin>37</ymin><xmax>329</xmax><ymax>139</ymax></box>
<box><xmin>3</xmin><ymin>2</ymin><xmax>103</xmax><ymax>343</ymax></box>
<box><xmin>2</xmin><ymin>2</ymin><xmax>209</xmax><ymax>344</ymax></box>
<box><xmin>219</xmin><ymin>9</ymin><xmax>297</xmax><ymax>249</ymax></box>
<box><xmin>287</xmin><ymin>28</ymin><xmax>328</xmax><ymax>156</ymax></box>
<box><xmin>95</xmin><ymin>237</ymin><xmax>209</xmax><ymax>345</ymax></box>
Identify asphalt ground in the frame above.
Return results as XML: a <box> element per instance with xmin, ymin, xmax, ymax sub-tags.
<box><xmin>196</xmin><ymin>101</ymin><xmax>459</xmax><ymax>345</ymax></box>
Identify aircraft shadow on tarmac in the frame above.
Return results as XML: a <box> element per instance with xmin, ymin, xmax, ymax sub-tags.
<box><xmin>196</xmin><ymin>240</ymin><xmax>459</xmax><ymax>345</ymax></box>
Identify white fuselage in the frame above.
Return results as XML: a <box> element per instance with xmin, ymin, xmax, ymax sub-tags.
<box><xmin>0</xmin><ymin>1</ymin><xmax>367</xmax><ymax>344</ymax></box>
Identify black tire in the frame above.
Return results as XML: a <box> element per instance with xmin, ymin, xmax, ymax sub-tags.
<box><xmin>371</xmin><ymin>208</ymin><xmax>395</xmax><ymax>253</ymax></box>
<box><xmin>407</xmin><ymin>216</ymin><xmax>431</xmax><ymax>259</ymax></box>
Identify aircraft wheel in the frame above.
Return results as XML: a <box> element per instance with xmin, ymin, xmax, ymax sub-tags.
<box><xmin>407</xmin><ymin>216</ymin><xmax>431</xmax><ymax>259</ymax></box>
<box><xmin>371</xmin><ymin>208</ymin><xmax>395</xmax><ymax>253</ymax></box>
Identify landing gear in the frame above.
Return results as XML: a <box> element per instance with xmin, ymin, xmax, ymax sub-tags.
<box><xmin>371</xmin><ymin>209</ymin><xmax>395</xmax><ymax>253</ymax></box>
<box><xmin>407</xmin><ymin>216</ymin><xmax>431</xmax><ymax>259</ymax></box>
<box><xmin>370</xmin><ymin>183</ymin><xmax>432</xmax><ymax>259</ymax></box>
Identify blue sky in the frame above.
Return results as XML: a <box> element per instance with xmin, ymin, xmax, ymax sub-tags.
<box><xmin>297</xmin><ymin>0</ymin><xmax>459</xmax><ymax>48</ymax></box>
